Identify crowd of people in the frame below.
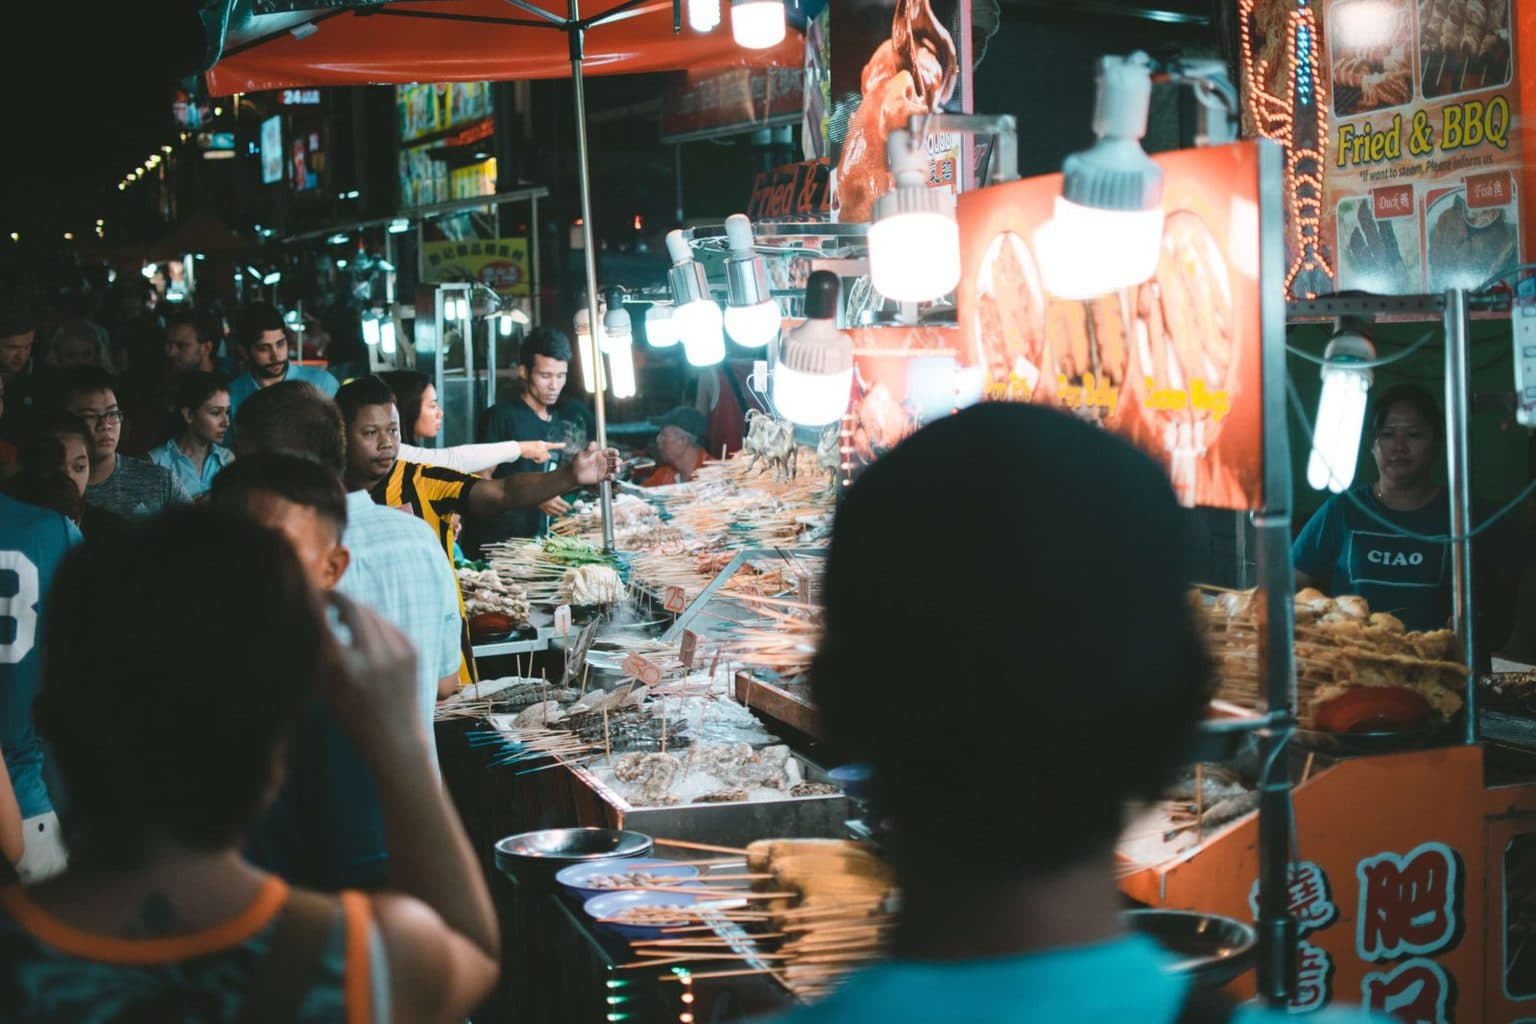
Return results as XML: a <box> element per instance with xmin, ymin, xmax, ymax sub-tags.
<box><xmin>0</xmin><ymin>282</ymin><xmax>1411</xmax><ymax>1023</ymax></box>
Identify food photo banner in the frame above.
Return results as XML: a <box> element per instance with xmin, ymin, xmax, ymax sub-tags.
<box><xmin>954</xmin><ymin>141</ymin><xmax>1268</xmax><ymax>512</ymax></box>
<box><xmin>1241</xmin><ymin>0</ymin><xmax>1533</xmax><ymax>296</ymax></box>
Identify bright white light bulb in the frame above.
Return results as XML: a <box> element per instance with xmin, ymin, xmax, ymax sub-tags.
<box><xmin>1306</xmin><ymin>333</ymin><xmax>1375</xmax><ymax>493</ymax></box>
<box><xmin>574</xmin><ymin>309</ymin><xmax>601</xmax><ymax>393</ymax></box>
<box><xmin>772</xmin><ymin>361</ymin><xmax>852</xmax><ymax>427</ymax></box>
<box><xmin>731</xmin><ymin>0</ymin><xmax>785</xmax><ymax>48</ymax></box>
<box><xmin>499</xmin><ymin>313</ymin><xmax>513</xmax><ymax>337</ymax></box>
<box><xmin>1035</xmin><ymin>196</ymin><xmax>1163</xmax><ymax>300</ymax></box>
<box><xmin>724</xmin><ymin>300</ymin><xmax>781</xmax><ymax>348</ymax></box>
<box><xmin>362</xmin><ymin>317</ymin><xmax>381</xmax><ymax>347</ymax></box>
<box><xmin>646</xmin><ymin>306</ymin><xmax>680</xmax><ymax>348</ymax></box>
<box><xmin>688</xmin><ymin>0</ymin><xmax>721</xmax><ymax>32</ymax></box>
<box><xmin>677</xmin><ymin>301</ymin><xmax>725</xmax><ymax>366</ymax></box>
<box><xmin>380</xmin><ymin>319</ymin><xmax>397</xmax><ymax>355</ymax></box>
<box><xmin>868</xmin><ymin>212</ymin><xmax>960</xmax><ymax>303</ymax></box>
<box><xmin>606</xmin><ymin>345</ymin><xmax>637</xmax><ymax>399</ymax></box>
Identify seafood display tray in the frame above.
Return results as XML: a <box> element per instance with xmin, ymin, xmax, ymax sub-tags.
<box><xmin>566</xmin><ymin>755</ymin><xmax>852</xmax><ymax>849</ymax></box>
<box><xmin>735</xmin><ymin>671</ymin><xmax>820</xmax><ymax>740</ymax></box>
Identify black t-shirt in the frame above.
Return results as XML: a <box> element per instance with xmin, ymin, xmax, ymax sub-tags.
<box><xmin>465</xmin><ymin>397</ymin><xmax>568</xmax><ymax>554</ymax></box>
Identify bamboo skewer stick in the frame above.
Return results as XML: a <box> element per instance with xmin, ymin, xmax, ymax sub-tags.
<box><xmin>650</xmin><ymin>838</ymin><xmax>750</xmax><ymax>856</ymax></box>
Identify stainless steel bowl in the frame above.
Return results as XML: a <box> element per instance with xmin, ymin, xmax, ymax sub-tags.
<box><xmin>1123</xmin><ymin>909</ymin><xmax>1257</xmax><ymax>989</ymax></box>
<box><xmin>494</xmin><ymin>827</ymin><xmax>653</xmax><ymax>881</ymax></box>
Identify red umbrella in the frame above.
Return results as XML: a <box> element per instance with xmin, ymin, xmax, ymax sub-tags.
<box><xmin>207</xmin><ymin>0</ymin><xmax>797</xmax><ymax>94</ymax></box>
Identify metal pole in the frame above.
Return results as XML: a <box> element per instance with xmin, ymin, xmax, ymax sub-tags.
<box><xmin>569</xmin><ymin>4</ymin><xmax>615</xmax><ymax>552</ymax></box>
<box><xmin>1254</xmin><ymin>139</ymin><xmax>1297</xmax><ymax>1007</ymax></box>
<box><xmin>1445</xmin><ymin>287</ymin><xmax>1477</xmax><ymax>742</ymax></box>
<box><xmin>531</xmin><ymin>193</ymin><xmax>542</xmax><ymax>326</ymax></box>
<box><xmin>434</xmin><ymin>287</ymin><xmax>446</xmax><ymax>450</ymax></box>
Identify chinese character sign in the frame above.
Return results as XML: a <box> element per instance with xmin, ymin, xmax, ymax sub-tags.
<box><xmin>421</xmin><ymin>238</ymin><xmax>529</xmax><ymax>298</ymax></box>
<box><xmin>1248</xmin><ymin>861</ymin><xmax>1340</xmax><ymax>935</ymax></box>
<box><xmin>1356</xmin><ymin>842</ymin><xmax>1461</xmax><ymax>961</ymax></box>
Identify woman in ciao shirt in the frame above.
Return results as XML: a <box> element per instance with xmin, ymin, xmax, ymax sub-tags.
<box><xmin>1292</xmin><ymin>384</ymin><xmax>1525</xmax><ymax>647</ymax></box>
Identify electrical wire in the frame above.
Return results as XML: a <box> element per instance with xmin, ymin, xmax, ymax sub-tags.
<box><xmin>1476</xmin><ymin>263</ymin><xmax>1536</xmax><ymax>292</ymax></box>
<box><xmin>1284</xmin><ymin>326</ymin><xmax>1438</xmax><ymax>369</ymax></box>
<box><xmin>1285</xmin><ymin>377</ymin><xmax>1536</xmax><ymax>544</ymax></box>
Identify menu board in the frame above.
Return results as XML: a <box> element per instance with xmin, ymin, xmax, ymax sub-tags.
<box><xmin>1242</xmin><ymin>0</ymin><xmax>1528</xmax><ymax>295</ymax></box>
<box><xmin>953</xmin><ymin>141</ymin><xmax>1269</xmax><ymax>512</ymax></box>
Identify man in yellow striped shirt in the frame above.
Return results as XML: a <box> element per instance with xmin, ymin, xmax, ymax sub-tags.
<box><xmin>336</xmin><ymin>376</ymin><xmax>618</xmax><ymax>686</ymax></box>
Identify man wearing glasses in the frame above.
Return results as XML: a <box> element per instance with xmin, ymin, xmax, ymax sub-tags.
<box><xmin>54</xmin><ymin>367</ymin><xmax>190</xmax><ymax>519</ymax></box>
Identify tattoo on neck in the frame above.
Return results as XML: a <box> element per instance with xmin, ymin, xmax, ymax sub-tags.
<box><xmin>122</xmin><ymin>893</ymin><xmax>177</xmax><ymax>938</ymax></box>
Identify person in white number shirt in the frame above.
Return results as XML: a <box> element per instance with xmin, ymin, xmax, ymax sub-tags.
<box><xmin>0</xmin><ymin>492</ymin><xmax>80</xmax><ymax>881</ymax></box>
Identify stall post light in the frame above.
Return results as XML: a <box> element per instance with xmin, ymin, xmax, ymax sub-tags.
<box><xmin>1306</xmin><ymin>329</ymin><xmax>1376</xmax><ymax>493</ymax></box>
<box><xmin>601</xmin><ymin>291</ymin><xmax>639</xmax><ymax>400</ymax></box>
<box><xmin>731</xmin><ymin>0</ymin><xmax>785</xmax><ymax>49</ymax></box>
<box><xmin>263</xmin><ymin>270</ymin><xmax>282</xmax><ymax>286</ymax></box>
<box><xmin>771</xmin><ymin>270</ymin><xmax>853</xmax><ymax>427</ymax></box>
<box><xmin>387</xmin><ymin>218</ymin><xmax>410</xmax><ymax>234</ymax></box>
<box><xmin>868</xmin><ymin>130</ymin><xmax>960</xmax><ymax>303</ymax></box>
<box><xmin>665</xmin><ymin>230</ymin><xmax>725</xmax><ymax>367</ymax></box>
<box><xmin>722</xmin><ymin>214</ymin><xmax>780</xmax><ymax>347</ymax></box>
<box><xmin>573</xmin><ymin>307</ymin><xmax>601</xmax><ymax>394</ymax></box>
<box><xmin>379</xmin><ymin>317</ymin><xmax>397</xmax><ymax>356</ymax></box>
<box><xmin>687</xmin><ymin>0</ymin><xmax>721</xmax><ymax>32</ymax></box>
<box><xmin>645</xmin><ymin>304</ymin><xmax>680</xmax><ymax>348</ymax></box>
<box><xmin>499</xmin><ymin>313</ymin><xmax>514</xmax><ymax>337</ymax></box>
<box><xmin>1035</xmin><ymin>52</ymin><xmax>1165</xmax><ymax>300</ymax></box>
<box><xmin>362</xmin><ymin>313</ymin><xmax>382</xmax><ymax>347</ymax></box>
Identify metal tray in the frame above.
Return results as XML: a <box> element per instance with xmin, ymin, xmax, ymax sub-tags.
<box><xmin>566</xmin><ymin>755</ymin><xmax>852</xmax><ymax>849</ymax></box>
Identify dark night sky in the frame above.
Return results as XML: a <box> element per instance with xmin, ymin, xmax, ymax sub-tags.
<box><xmin>0</xmin><ymin>2</ymin><xmax>203</xmax><ymax>236</ymax></box>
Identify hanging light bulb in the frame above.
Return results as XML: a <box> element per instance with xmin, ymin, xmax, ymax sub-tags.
<box><xmin>602</xmin><ymin>291</ymin><xmax>638</xmax><ymax>400</ymax></box>
<box><xmin>868</xmin><ymin>130</ymin><xmax>960</xmax><ymax>303</ymax></box>
<box><xmin>572</xmin><ymin>306</ymin><xmax>601</xmax><ymax>394</ymax></box>
<box><xmin>722</xmin><ymin>214</ymin><xmax>781</xmax><ymax>347</ymax></box>
<box><xmin>1035</xmin><ymin>52</ymin><xmax>1164</xmax><ymax>300</ymax></box>
<box><xmin>1307</xmin><ymin>327</ymin><xmax>1376</xmax><ymax>493</ymax></box>
<box><xmin>645</xmin><ymin>305</ymin><xmax>680</xmax><ymax>348</ymax></box>
<box><xmin>772</xmin><ymin>270</ymin><xmax>853</xmax><ymax>427</ymax></box>
<box><xmin>379</xmin><ymin>318</ymin><xmax>398</xmax><ymax>355</ymax></box>
<box><xmin>687</xmin><ymin>0</ymin><xmax>721</xmax><ymax>32</ymax></box>
<box><xmin>499</xmin><ymin>312</ymin><xmax>514</xmax><ymax>337</ymax></box>
<box><xmin>362</xmin><ymin>313</ymin><xmax>382</xmax><ymax>347</ymax></box>
<box><xmin>731</xmin><ymin>0</ymin><xmax>784</xmax><ymax>48</ymax></box>
<box><xmin>665</xmin><ymin>230</ymin><xmax>725</xmax><ymax>367</ymax></box>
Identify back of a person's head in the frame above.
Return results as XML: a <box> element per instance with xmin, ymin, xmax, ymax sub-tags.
<box><xmin>26</xmin><ymin>411</ymin><xmax>93</xmax><ymax>452</ymax></box>
<box><xmin>3</xmin><ymin>452</ymin><xmax>81</xmax><ymax>522</ymax></box>
<box><xmin>335</xmin><ymin>374</ymin><xmax>397</xmax><ymax>427</ymax></box>
<box><xmin>235</xmin><ymin>380</ymin><xmax>346</xmax><ymax>474</ymax></box>
<box><xmin>519</xmin><ymin>326</ymin><xmax>572</xmax><ymax>370</ymax></box>
<box><xmin>211</xmin><ymin>451</ymin><xmax>348</xmax><ymax>537</ymax></box>
<box><xmin>167</xmin><ymin>308</ymin><xmax>222</xmax><ymax>344</ymax></box>
<box><xmin>49</xmin><ymin>317</ymin><xmax>111</xmax><ymax>368</ymax></box>
<box><xmin>50</xmin><ymin>365</ymin><xmax>117</xmax><ymax>408</ymax></box>
<box><xmin>36</xmin><ymin>505</ymin><xmax>327</xmax><ymax>865</ymax></box>
<box><xmin>812</xmin><ymin>403</ymin><xmax>1210</xmax><ymax>878</ymax></box>
<box><xmin>235</xmin><ymin>302</ymin><xmax>284</xmax><ymax>348</ymax></box>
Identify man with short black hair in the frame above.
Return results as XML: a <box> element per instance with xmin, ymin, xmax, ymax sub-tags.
<box><xmin>164</xmin><ymin>309</ymin><xmax>222</xmax><ymax>374</ymax></box>
<box><xmin>211</xmin><ymin>451</ymin><xmax>390</xmax><ymax>888</ymax></box>
<box><xmin>234</xmin><ymin>381</ymin><xmax>461</xmax><ymax>763</ymax></box>
<box><xmin>225</xmin><ymin>302</ymin><xmax>338</xmax><ymax>444</ymax></box>
<box><xmin>472</xmin><ymin>326</ymin><xmax>579</xmax><ymax>547</ymax></box>
<box><xmin>53</xmin><ymin>366</ymin><xmax>188</xmax><ymax>519</ymax></box>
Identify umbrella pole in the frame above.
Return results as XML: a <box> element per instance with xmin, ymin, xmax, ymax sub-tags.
<box><xmin>567</xmin><ymin>5</ymin><xmax>616</xmax><ymax>552</ymax></box>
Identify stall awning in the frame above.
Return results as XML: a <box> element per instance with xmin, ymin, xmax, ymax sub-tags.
<box><xmin>206</xmin><ymin>0</ymin><xmax>802</xmax><ymax>96</ymax></box>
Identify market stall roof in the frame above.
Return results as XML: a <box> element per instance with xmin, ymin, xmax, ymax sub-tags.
<box><xmin>205</xmin><ymin>0</ymin><xmax>802</xmax><ymax>96</ymax></box>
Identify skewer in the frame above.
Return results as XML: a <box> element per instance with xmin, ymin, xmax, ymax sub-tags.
<box><xmin>1194</xmin><ymin>764</ymin><xmax>1204</xmax><ymax>844</ymax></box>
<box><xmin>650</xmin><ymin>838</ymin><xmax>749</xmax><ymax>856</ymax></box>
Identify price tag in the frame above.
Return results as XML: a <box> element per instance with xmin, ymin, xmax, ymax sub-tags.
<box><xmin>663</xmin><ymin>586</ymin><xmax>688</xmax><ymax>614</ymax></box>
<box><xmin>680</xmin><ymin>630</ymin><xmax>700</xmax><ymax>669</ymax></box>
<box><xmin>553</xmin><ymin>604</ymin><xmax>572</xmax><ymax>635</ymax></box>
<box><xmin>622</xmin><ymin>653</ymin><xmax>664</xmax><ymax>686</ymax></box>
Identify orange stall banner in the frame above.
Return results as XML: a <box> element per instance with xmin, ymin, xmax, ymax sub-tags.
<box><xmin>955</xmin><ymin>140</ymin><xmax>1268</xmax><ymax>512</ymax></box>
